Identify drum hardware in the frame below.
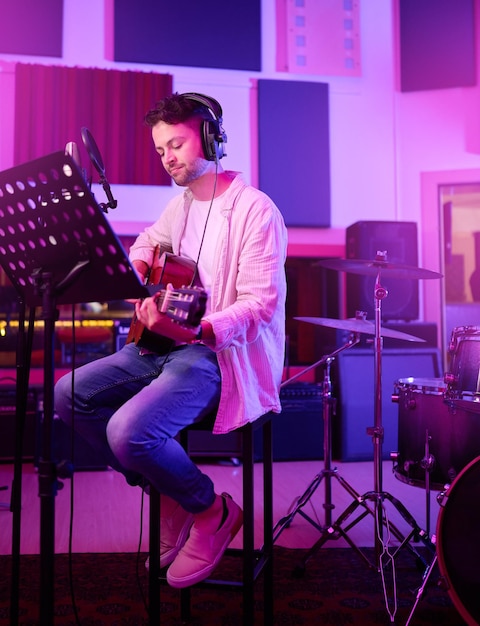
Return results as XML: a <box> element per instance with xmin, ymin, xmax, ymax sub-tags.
<box><xmin>316</xmin><ymin>255</ymin><xmax>443</xmax><ymax>280</ymax></box>
<box><xmin>407</xmin><ymin>457</ymin><xmax>480</xmax><ymax>625</ymax></box>
<box><xmin>290</xmin><ymin>253</ymin><xmax>441</xmax><ymax>623</ymax></box>
<box><xmin>295</xmin><ymin>315</ymin><xmax>427</xmax><ymax>343</ymax></box>
<box><xmin>273</xmin><ymin>310</ymin><xmax>423</xmax><ymax>548</ymax></box>
<box><xmin>444</xmin><ymin>325</ymin><xmax>480</xmax><ymax>414</ymax></box>
<box><xmin>420</xmin><ymin>430</ymin><xmax>435</xmax><ymax>537</ymax></box>
<box><xmin>272</xmin><ymin>328</ymin><xmax>364</xmax><ymax>545</ymax></box>
<box><xmin>404</xmin><ymin>543</ymin><xmax>439</xmax><ymax>626</ymax></box>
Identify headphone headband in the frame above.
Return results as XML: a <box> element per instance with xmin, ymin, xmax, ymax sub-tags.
<box><xmin>182</xmin><ymin>92</ymin><xmax>223</xmax><ymax>122</ymax></box>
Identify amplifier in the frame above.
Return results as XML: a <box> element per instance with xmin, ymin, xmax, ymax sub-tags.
<box><xmin>0</xmin><ymin>386</ymin><xmax>38</xmax><ymax>462</ymax></box>
<box><xmin>188</xmin><ymin>383</ymin><xmax>325</xmax><ymax>462</ymax></box>
<box><xmin>114</xmin><ymin>319</ymin><xmax>132</xmax><ymax>351</ymax></box>
<box><xmin>255</xmin><ymin>382</ymin><xmax>324</xmax><ymax>461</ymax></box>
<box><xmin>333</xmin><ymin>347</ymin><xmax>442</xmax><ymax>461</ymax></box>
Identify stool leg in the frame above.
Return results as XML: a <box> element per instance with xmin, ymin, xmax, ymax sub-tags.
<box><xmin>148</xmin><ymin>488</ymin><xmax>161</xmax><ymax>624</ymax></box>
<box><xmin>179</xmin><ymin>430</ymin><xmax>192</xmax><ymax>624</ymax></box>
<box><xmin>262</xmin><ymin>419</ymin><xmax>274</xmax><ymax>624</ymax></box>
<box><xmin>242</xmin><ymin>424</ymin><xmax>255</xmax><ymax>625</ymax></box>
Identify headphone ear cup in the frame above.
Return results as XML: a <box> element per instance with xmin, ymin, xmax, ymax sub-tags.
<box><xmin>201</xmin><ymin>120</ymin><xmax>225</xmax><ymax>161</ymax></box>
<box><xmin>201</xmin><ymin>119</ymin><xmax>225</xmax><ymax>161</ymax></box>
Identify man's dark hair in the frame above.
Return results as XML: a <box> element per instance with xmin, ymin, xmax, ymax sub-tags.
<box><xmin>144</xmin><ymin>92</ymin><xmax>213</xmax><ymax>128</ymax></box>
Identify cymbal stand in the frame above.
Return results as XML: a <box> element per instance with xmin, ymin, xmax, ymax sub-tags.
<box><xmin>295</xmin><ymin>268</ymin><xmax>434</xmax><ymax>577</ymax></box>
<box><xmin>272</xmin><ymin>334</ymin><xmax>364</xmax><ymax>544</ymax></box>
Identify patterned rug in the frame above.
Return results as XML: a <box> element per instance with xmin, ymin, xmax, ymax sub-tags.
<box><xmin>0</xmin><ymin>546</ymin><xmax>469</xmax><ymax>625</ymax></box>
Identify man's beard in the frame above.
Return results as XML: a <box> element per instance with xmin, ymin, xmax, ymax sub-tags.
<box><xmin>170</xmin><ymin>157</ymin><xmax>210</xmax><ymax>187</ymax></box>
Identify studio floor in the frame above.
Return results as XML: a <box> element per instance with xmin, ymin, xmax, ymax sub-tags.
<box><xmin>0</xmin><ymin>456</ymin><xmax>446</xmax><ymax>555</ymax></box>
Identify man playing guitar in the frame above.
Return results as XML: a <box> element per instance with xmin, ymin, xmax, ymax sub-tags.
<box><xmin>55</xmin><ymin>92</ymin><xmax>287</xmax><ymax>588</ymax></box>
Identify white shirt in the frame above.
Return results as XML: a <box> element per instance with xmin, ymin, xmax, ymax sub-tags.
<box><xmin>179</xmin><ymin>196</ymin><xmax>224</xmax><ymax>315</ymax></box>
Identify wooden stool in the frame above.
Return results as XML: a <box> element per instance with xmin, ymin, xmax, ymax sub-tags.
<box><xmin>147</xmin><ymin>413</ymin><xmax>274</xmax><ymax>625</ymax></box>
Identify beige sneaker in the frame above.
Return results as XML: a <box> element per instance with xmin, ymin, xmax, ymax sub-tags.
<box><xmin>145</xmin><ymin>495</ymin><xmax>194</xmax><ymax>570</ymax></box>
<box><xmin>166</xmin><ymin>493</ymin><xmax>243</xmax><ymax>588</ymax></box>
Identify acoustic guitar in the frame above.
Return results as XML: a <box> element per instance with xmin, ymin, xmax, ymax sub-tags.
<box><xmin>126</xmin><ymin>253</ymin><xmax>206</xmax><ymax>354</ymax></box>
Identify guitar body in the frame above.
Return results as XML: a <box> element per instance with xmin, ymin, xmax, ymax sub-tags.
<box><xmin>126</xmin><ymin>253</ymin><xmax>203</xmax><ymax>354</ymax></box>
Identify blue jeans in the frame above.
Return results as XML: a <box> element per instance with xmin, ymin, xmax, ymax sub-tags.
<box><xmin>54</xmin><ymin>342</ymin><xmax>221</xmax><ymax>513</ymax></box>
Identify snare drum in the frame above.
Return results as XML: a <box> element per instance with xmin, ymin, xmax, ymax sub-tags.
<box><xmin>393</xmin><ymin>377</ymin><xmax>480</xmax><ymax>490</ymax></box>
<box><xmin>436</xmin><ymin>456</ymin><xmax>480</xmax><ymax>625</ymax></box>
<box><xmin>445</xmin><ymin>326</ymin><xmax>480</xmax><ymax>403</ymax></box>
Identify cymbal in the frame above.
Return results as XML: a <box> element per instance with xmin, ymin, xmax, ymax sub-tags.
<box><xmin>295</xmin><ymin>316</ymin><xmax>426</xmax><ymax>342</ymax></box>
<box><xmin>317</xmin><ymin>257</ymin><xmax>442</xmax><ymax>280</ymax></box>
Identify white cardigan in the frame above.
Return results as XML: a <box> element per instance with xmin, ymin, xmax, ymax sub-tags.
<box><xmin>129</xmin><ymin>172</ymin><xmax>288</xmax><ymax>433</ymax></box>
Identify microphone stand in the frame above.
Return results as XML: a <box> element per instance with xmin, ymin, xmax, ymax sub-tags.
<box><xmin>9</xmin><ymin>298</ymin><xmax>36</xmax><ymax>626</ymax></box>
<box><xmin>81</xmin><ymin>127</ymin><xmax>117</xmax><ymax>213</ymax></box>
<box><xmin>97</xmin><ymin>173</ymin><xmax>117</xmax><ymax>213</ymax></box>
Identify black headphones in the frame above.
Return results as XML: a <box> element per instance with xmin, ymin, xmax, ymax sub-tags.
<box><xmin>182</xmin><ymin>92</ymin><xmax>227</xmax><ymax>161</ymax></box>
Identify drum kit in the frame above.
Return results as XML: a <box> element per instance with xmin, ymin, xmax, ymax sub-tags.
<box><xmin>275</xmin><ymin>251</ymin><xmax>480</xmax><ymax>625</ymax></box>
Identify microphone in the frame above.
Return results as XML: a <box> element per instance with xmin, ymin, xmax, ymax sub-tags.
<box><xmin>80</xmin><ymin>127</ymin><xmax>117</xmax><ymax>213</ymax></box>
<box><xmin>65</xmin><ymin>141</ymin><xmax>89</xmax><ymax>184</ymax></box>
<box><xmin>65</xmin><ymin>141</ymin><xmax>81</xmax><ymax>168</ymax></box>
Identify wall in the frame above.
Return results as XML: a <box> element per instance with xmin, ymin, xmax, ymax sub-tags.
<box><xmin>1</xmin><ymin>0</ymin><xmax>480</xmax><ymax>283</ymax></box>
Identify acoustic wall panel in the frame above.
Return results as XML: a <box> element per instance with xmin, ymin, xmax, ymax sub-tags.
<box><xmin>258</xmin><ymin>80</ymin><xmax>330</xmax><ymax>227</ymax></box>
<box><xmin>114</xmin><ymin>0</ymin><xmax>261</xmax><ymax>71</ymax></box>
<box><xmin>0</xmin><ymin>0</ymin><xmax>63</xmax><ymax>56</ymax></box>
<box><xmin>398</xmin><ymin>0</ymin><xmax>476</xmax><ymax>92</ymax></box>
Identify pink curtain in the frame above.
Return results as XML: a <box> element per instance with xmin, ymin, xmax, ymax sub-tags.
<box><xmin>14</xmin><ymin>63</ymin><xmax>172</xmax><ymax>186</ymax></box>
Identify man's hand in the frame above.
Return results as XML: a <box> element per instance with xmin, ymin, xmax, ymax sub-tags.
<box><xmin>134</xmin><ymin>295</ymin><xmax>200</xmax><ymax>343</ymax></box>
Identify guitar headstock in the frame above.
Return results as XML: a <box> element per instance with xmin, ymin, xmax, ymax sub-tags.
<box><xmin>162</xmin><ymin>286</ymin><xmax>207</xmax><ymax>326</ymax></box>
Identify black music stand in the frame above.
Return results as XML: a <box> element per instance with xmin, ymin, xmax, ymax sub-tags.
<box><xmin>0</xmin><ymin>151</ymin><xmax>148</xmax><ymax>625</ymax></box>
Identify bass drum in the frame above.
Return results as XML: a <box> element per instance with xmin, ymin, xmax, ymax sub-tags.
<box><xmin>437</xmin><ymin>456</ymin><xmax>480</xmax><ymax>625</ymax></box>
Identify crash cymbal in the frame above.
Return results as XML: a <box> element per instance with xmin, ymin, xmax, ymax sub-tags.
<box><xmin>317</xmin><ymin>257</ymin><xmax>442</xmax><ymax>280</ymax></box>
<box><xmin>295</xmin><ymin>316</ymin><xmax>426</xmax><ymax>342</ymax></box>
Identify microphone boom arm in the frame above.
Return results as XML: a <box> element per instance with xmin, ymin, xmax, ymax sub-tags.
<box><xmin>98</xmin><ymin>174</ymin><xmax>117</xmax><ymax>213</ymax></box>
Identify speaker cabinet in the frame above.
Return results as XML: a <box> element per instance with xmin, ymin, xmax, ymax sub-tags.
<box><xmin>345</xmin><ymin>221</ymin><xmax>419</xmax><ymax>321</ymax></box>
<box><xmin>255</xmin><ymin>383</ymin><xmax>324</xmax><ymax>461</ymax></box>
<box><xmin>187</xmin><ymin>383</ymin><xmax>324</xmax><ymax>462</ymax></box>
<box><xmin>333</xmin><ymin>348</ymin><xmax>441</xmax><ymax>461</ymax></box>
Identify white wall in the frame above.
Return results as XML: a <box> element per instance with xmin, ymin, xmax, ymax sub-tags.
<box><xmin>1</xmin><ymin>0</ymin><xmax>480</xmax><ymax>244</ymax></box>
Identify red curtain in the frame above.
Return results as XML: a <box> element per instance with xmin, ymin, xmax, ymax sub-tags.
<box><xmin>14</xmin><ymin>63</ymin><xmax>172</xmax><ymax>186</ymax></box>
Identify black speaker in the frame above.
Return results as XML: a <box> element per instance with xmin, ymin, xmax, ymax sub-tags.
<box><xmin>182</xmin><ymin>92</ymin><xmax>227</xmax><ymax>161</ymax></box>
<box><xmin>345</xmin><ymin>221</ymin><xmax>419</xmax><ymax>321</ymax></box>
<box><xmin>333</xmin><ymin>347</ymin><xmax>441</xmax><ymax>461</ymax></box>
